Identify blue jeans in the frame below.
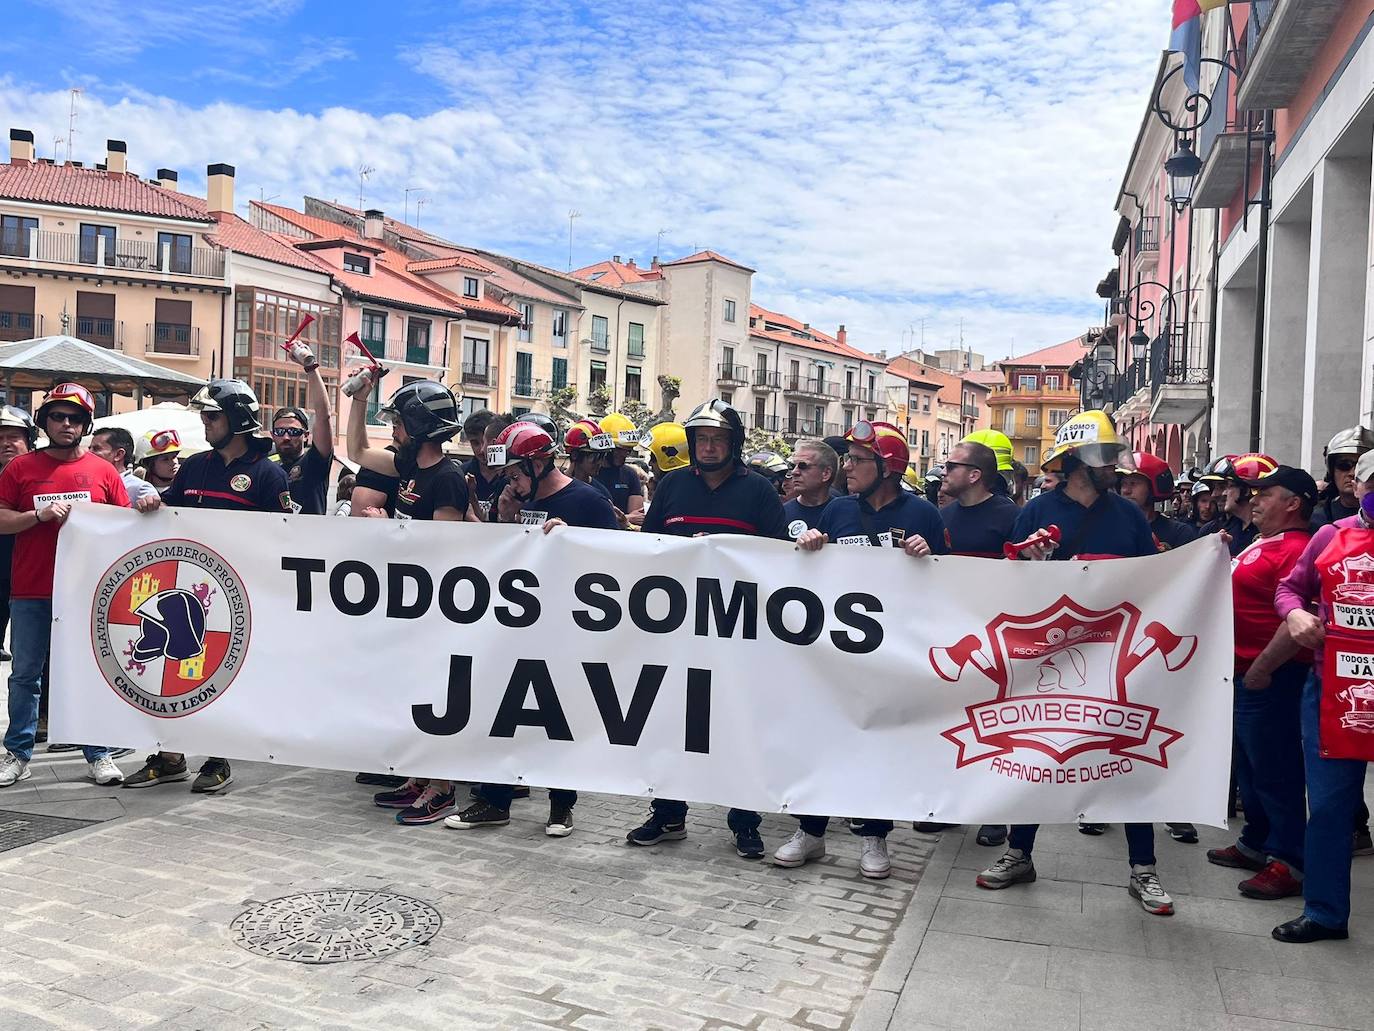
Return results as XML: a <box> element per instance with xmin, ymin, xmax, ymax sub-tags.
<box><xmin>651</xmin><ymin>798</ymin><xmax>760</xmax><ymax>834</ymax></box>
<box><xmin>4</xmin><ymin>598</ymin><xmax>109</xmax><ymax>764</ymax></box>
<box><xmin>480</xmin><ymin>784</ymin><xmax>576</xmax><ymax>810</ymax></box>
<box><xmin>1301</xmin><ymin>670</ymin><xmax>1367</xmax><ymax>928</ymax></box>
<box><xmin>1008</xmin><ymin>822</ymin><xmax>1156</xmax><ymax>867</ymax></box>
<box><xmin>1234</xmin><ymin>663</ymin><xmax>1308</xmax><ymax>870</ymax></box>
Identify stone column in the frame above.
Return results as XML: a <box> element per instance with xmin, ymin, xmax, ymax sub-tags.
<box><xmin>1261</xmin><ymin>218</ymin><xmax>1312</xmax><ymax>464</ymax></box>
<box><xmin>1212</xmin><ymin>282</ymin><xmax>1255</xmax><ymax>455</ymax></box>
<box><xmin>1305</xmin><ymin>153</ymin><xmax>1372</xmax><ymax>469</ymax></box>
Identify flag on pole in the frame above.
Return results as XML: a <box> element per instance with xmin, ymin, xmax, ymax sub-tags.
<box><xmin>1170</xmin><ymin>0</ymin><xmax>1228</xmax><ymax>93</ymax></box>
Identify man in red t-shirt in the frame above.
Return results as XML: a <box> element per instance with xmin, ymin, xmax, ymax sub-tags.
<box><xmin>1206</xmin><ymin>465</ymin><xmax>1316</xmax><ymax>901</ymax></box>
<box><xmin>0</xmin><ymin>384</ymin><xmax>149</xmax><ymax>789</ymax></box>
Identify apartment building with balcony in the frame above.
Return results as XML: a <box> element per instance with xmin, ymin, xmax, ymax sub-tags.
<box><xmin>744</xmin><ymin>305</ymin><xmax>890</xmax><ymax>441</ymax></box>
<box><xmin>0</xmin><ymin>132</ymin><xmax>342</xmax><ymax>420</ymax></box>
<box><xmin>252</xmin><ymin>202</ymin><xmax>523</xmax><ymax>438</ymax></box>
<box><xmin>986</xmin><ymin>338</ymin><xmax>1086</xmax><ymax>472</ymax></box>
<box><xmin>1199</xmin><ymin>1</ymin><xmax>1374</xmax><ymax>470</ymax></box>
<box><xmin>883</xmin><ymin>356</ymin><xmax>991</xmax><ymax>474</ymax></box>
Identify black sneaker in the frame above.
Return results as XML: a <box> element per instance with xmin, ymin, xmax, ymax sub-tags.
<box><xmin>546</xmin><ymin>804</ymin><xmax>574</xmax><ymax>837</ymax></box>
<box><xmin>734</xmin><ymin>827</ymin><xmax>765</xmax><ymax>859</ymax></box>
<box><xmin>626</xmin><ymin>813</ymin><xmax>688</xmax><ymax>846</ymax></box>
<box><xmin>45</xmin><ymin>742</ymin><xmax>80</xmax><ymax>753</ymax></box>
<box><xmin>191</xmin><ymin>759</ymin><xmax>233</xmax><ymax>793</ymax></box>
<box><xmin>355</xmin><ymin>772</ymin><xmax>407</xmax><ymax>787</ymax></box>
<box><xmin>1355</xmin><ymin>828</ymin><xmax>1374</xmax><ymax>856</ymax></box>
<box><xmin>976</xmin><ymin>824</ymin><xmax>1008</xmax><ymax>847</ymax></box>
<box><xmin>0</xmin><ymin>648</ymin><xmax>11</xmax><ymax>661</ymax></box>
<box><xmin>1077</xmin><ymin>822</ymin><xmax>1107</xmax><ymax>836</ymax></box>
<box><xmin>123</xmin><ymin>753</ymin><xmax>190</xmax><ymax>789</ymax></box>
<box><xmin>1167</xmin><ymin>823</ymin><xmax>1199</xmax><ymax>844</ymax></box>
<box><xmin>33</xmin><ymin>717</ymin><xmax>45</xmax><ymax>743</ymax></box>
<box><xmin>914</xmin><ymin>822</ymin><xmax>959</xmax><ymax>833</ymax></box>
<box><xmin>374</xmin><ymin>779</ymin><xmax>424</xmax><ymax>808</ymax></box>
<box><xmin>443</xmin><ymin>799</ymin><xmax>510</xmax><ymax>830</ymax></box>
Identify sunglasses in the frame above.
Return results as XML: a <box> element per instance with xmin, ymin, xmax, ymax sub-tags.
<box><xmin>272</xmin><ymin>427</ymin><xmax>307</xmax><ymax>439</ymax></box>
<box><xmin>790</xmin><ymin>461</ymin><xmax>814</xmax><ymax>472</ymax></box>
<box><xmin>1333</xmin><ymin>458</ymin><xmax>1358</xmax><ymax>472</ymax></box>
<box><xmin>943</xmin><ymin>461</ymin><xmax>977</xmax><ymax>472</ymax></box>
<box><xmin>47</xmin><ymin>411</ymin><xmax>85</xmax><ymax>425</ymax></box>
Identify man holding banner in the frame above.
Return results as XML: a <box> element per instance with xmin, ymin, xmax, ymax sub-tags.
<box><xmin>977</xmin><ymin>411</ymin><xmax>1176</xmax><ymax>916</ymax></box>
<box><xmin>447</xmin><ymin>420</ymin><xmax>619</xmax><ymax>837</ymax></box>
<box><xmin>626</xmin><ymin>398</ymin><xmax>786</xmax><ymax>860</ymax></box>
<box><xmin>123</xmin><ymin>379</ymin><xmax>291</xmax><ymax>794</ymax></box>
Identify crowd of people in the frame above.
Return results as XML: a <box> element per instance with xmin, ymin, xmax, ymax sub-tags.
<box><xmin>0</xmin><ymin>333</ymin><xmax>1369</xmax><ymax>947</ymax></box>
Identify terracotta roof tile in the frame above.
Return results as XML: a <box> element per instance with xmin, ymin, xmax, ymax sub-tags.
<box><xmin>661</xmin><ymin>249</ymin><xmax>755</xmax><ymax>273</ymax></box>
<box><xmin>748</xmin><ymin>303</ymin><xmax>883</xmax><ymax>364</ymax></box>
<box><xmin>0</xmin><ymin>160</ymin><xmax>212</xmax><ymax>222</ymax></box>
<box><xmin>407</xmin><ymin>254</ymin><xmax>494</xmax><ymax>274</ymax></box>
<box><xmin>998</xmin><ymin>337</ymin><xmax>1087</xmax><ymax>369</ymax></box>
<box><xmin>570</xmin><ymin>259</ymin><xmax>662</xmax><ymax>286</ymax></box>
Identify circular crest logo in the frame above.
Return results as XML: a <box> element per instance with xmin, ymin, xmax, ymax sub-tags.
<box><xmin>230</xmin><ymin>474</ymin><xmax>252</xmax><ymax>492</ymax></box>
<box><xmin>90</xmin><ymin>539</ymin><xmax>250</xmax><ymax>718</ymax></box>
<box><xmin>787</xmin><ymin>519</ymin><xmax>807</xmax><ymax>540</ymax></box>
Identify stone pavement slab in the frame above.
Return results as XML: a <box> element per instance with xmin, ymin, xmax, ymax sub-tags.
<box><xmin>855</xmin><ymin>811</ymin><xmax>1374</xmax><ymax>1031</ymax></box>
<box><xmin>0</xmin><ymin>765</ymin><xmax>936</xmax><ymax>1029</ymax></box>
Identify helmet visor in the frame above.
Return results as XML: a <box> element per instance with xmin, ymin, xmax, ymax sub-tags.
<box><xmin>1069</xmin><ymin>442</ymin><xmax>1124</xmax><ymax>469</ymax></box>
<box><xmin>189</xmin><ymin>385</ymin><xmax>223</xmax><ymax>412</ymax></box>
<box><xmin>149</xmin><ymin>429</ymin><xmax>181</xmax><ymax>453</ymax></box>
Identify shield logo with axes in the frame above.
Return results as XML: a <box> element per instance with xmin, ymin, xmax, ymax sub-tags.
<box><xmin>932</xmin><ymin>595</ymin><xmax>1190</xmax><ymax>768</ymax></box>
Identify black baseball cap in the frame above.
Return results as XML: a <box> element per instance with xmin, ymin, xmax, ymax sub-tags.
<box><xmin>1241</xmin><ymin>465</ymin><xmax>1319</xmax><ymax>504</ymax></box>
<box><xmin>823</xmin><ymin>434</ymin><xmax>849</xmax><ymax>456</ymax></box>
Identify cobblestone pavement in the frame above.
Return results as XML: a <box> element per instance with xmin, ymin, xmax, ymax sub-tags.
<box><xmin>0</xmin><ymin>764</ymin><xmax>936</xmax><ymax>1030</ymax></box>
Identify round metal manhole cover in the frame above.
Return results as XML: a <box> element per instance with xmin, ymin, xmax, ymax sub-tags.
<box><xmin>230</xmin><ymin>890</ymin><xmax>441</xmax><ymax>964</ymax></box>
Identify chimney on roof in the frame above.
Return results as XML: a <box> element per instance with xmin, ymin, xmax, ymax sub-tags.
<box><xmin>156</xmin><ymin>168</ymin><xmax>178</xmax><ymax>192</ymax></box>
<box><xmin>837</xmin><ymin>324</ymin><xmax>847</xmax><ymax>346</ymax></box>
<box><xmin>9</xmin><ymin>129</ymin><xmax>34</xmax><ymax>165</ymax></box>
<box><xmin>364</xmin><ymin>209</ymin><xmax>384</xmax><ymax>240</ymax></box>
<box><xmin>68</xmin><ymin>161</ymin><xmax>83</xmax><ymax>168</ymax></box>
<box><xmin>206</xmin><ymin>163</ymin><xmax>235</xmax><ymax>216</ymax></box>
<box><xmin>651</xmin><ymin>256</ymin><xmax>659</xmax><ymax>268</ymax></box>
<box><xmin>627</xmin><ymin>258</ymin><xmax>636</xmax><ymax>268</ymax></box>
<box><xmin>612</xmin><ymin>254</ymin><xmax>621</xmax><ymax>264</ymax></box>
<box><xmin>106</xmin><ymin>139</ymin><xmax>127</xmax><ymax>175</ymax></box>
<box><xmin>802</xmin><ymin>322</ymin><xmax>810</xmax><ymax>331</ymax></box>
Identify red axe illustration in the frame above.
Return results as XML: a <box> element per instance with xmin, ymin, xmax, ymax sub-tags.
<box><xmin>930</xmin><ymin>633</ymin><xmax>996</xmax><ymax>683</ymax></box>
<box><xmin>1125</xmin><ymin>620</ymin><xmax>1197</xmax><ymax>675</ymax></box>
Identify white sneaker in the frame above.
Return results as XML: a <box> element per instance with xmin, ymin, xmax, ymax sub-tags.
<box><xmin>860</xmin><ymin>836</ymin><xmax>891</xmax><ymax>879</ymax></box>
<box><xmin>0</xmin><ymin>751</ymin><xmax>31</xmax><ymax>787</ymax></box>
<box><xmin>89</xmin><ymin>755</ymin><xmax>124</xmax><ymax>786</ymax></box>
<box><xmin>773</xmin><ymin>829</ymin><xmax>826</xmax><ymax>868</ymax></box>
<box><xmin>1129</xmin><ymin>864</ymin><xmax>1175</xmax><ymax>916</ymax></box>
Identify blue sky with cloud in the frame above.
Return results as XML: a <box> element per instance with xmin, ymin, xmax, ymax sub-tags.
<box><xmin>1</xmin><ymin>0</ymin><xmax>1172</xmax><ymax>359</ymax></box>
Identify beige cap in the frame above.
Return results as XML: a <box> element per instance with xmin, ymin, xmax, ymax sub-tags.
<box><xmin>1356</xmin><ymin>450</ymin><xmax>1374</xmax><ymax>483</ymax></box>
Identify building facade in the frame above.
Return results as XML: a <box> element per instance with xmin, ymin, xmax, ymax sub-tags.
<box><xmin>986</xmin><ymin>338</ymin><xmax>1086</xmax><ymax>472</ymax></box>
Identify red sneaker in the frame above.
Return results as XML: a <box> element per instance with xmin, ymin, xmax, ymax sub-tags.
<box><xmin>1239</xmin><ymin>860</ymin><xmax>1302</xmax><ymax>900</ymax></box>
<box><xmin>1206</xmin><ymin>844</ymin><xmax>1266</xmax><ymax>871</ymax></box>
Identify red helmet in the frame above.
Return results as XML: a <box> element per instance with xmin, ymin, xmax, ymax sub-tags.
<box><xmin>845</xmin><ymin>420</ymin><xmax>910</xmax><ymax>476</ymax></box>
<box><xmin>1121</xmin><ymin>451</ymin><xmax>1174</xmax><ymax>502</ymax></box>
<box><xmin>488</xmin><ymin>422</ymin><xmax>557</xmax><ymax>470</ymax></box>
<box><xmin>1230</xmin><ymin>452</ymin><xmax>1278</xmax><ymax>481</ymax></box>
<box><xmin>564</xmin><ymin>418</ymin><xmax>614</xmax><ymax>454</ymax></box>
<box><xmin>36</xmin><ymin>381</ymin><xmax>96</xmax><ymax>429</ymax></box>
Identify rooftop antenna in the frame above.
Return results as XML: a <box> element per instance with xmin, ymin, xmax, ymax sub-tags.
<box><xmin>356</xmin><ymin>164</ymin><xmax>375</xmax><ymax>211</ymax></box>
<box><xmin>65</xmin><ymin>88</ymin><xmax>82</xmax><ymax>162</ymax></box>
<box><xmin>257</xmin><ymin>185</ymin><xmax>279</xmax><ymax>204</ymax></box>
<box><xmin>567</xmin><ymin>209</ymin><xmax>581</xmax><ymax>271</ymax></box>
<box><xmin>415</xmin><ymin>195</ymin><xmax>429</xmax><ymax>228</ymax></box>
<box><xmin>52</xmin><ymin>137</ymin><xmax>64</xmax><ymax>161</ymax></box>
<box><xmin>656</xmin><ymin>227</ymin><xmax>668</xmax><ymax>257</ymax></box>
<box><xmin>404</xmin><ymin>186</ymin><xmax>424</xmax><ymax>226</ymax></box>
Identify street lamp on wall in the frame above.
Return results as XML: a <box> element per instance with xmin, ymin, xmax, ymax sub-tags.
<box><xmin>1164</xmin><ymin>139</ymin><xmax>1203</xmax><ymax>213</ymax></box>
<box><xmin>1130</xmin><ymin>327</ymin><xmax>1150</xmax><ymax>360</ymax></box>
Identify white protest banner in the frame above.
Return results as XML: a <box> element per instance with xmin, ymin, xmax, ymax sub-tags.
<box><xmin>52</xmin><ymin>505</ymin><xmax>1235</xmax><ymax>825</ymax></box>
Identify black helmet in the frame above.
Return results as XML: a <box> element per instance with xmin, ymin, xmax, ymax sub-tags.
<box><xmin>515</xmin><ymin>412</ymin><xmax>559</xmax><ymax>440</ymax></box>
<box><xmin>189</xmin><ymin>379</ymin><xmax>261</xmax><ymax>434</ymax></box>
<box><xmin>0</xmin><ymin>405</ymin><xmax>37</xmax><ymax>447</ymax></box>
<box><xmin>683</xmin><ymin>398</ymin><xmax>745</xmax><ymax>471</ymax></box>
<box><xmin>379</xmin><ymin>380</ymin><xmax>460</xmax><ymax>443</ymax></box>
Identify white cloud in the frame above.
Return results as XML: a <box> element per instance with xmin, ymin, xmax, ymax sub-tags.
<box><xmin>0</xmin><ymin>0</ymin><xmax>1174</xmax><ymax>360</ymax></box>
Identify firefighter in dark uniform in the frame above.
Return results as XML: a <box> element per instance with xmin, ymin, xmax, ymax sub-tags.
<box><xmin>125</xmin><ymin>379</ymin><xmax>292</xmax><ymax>794</ymax></box>
<box><xmin>625</xmin><ymin>398</ymin><xmax>787</xmax><ymax>860</ymax></box>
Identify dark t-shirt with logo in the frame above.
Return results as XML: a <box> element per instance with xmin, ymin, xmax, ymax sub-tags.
<box><xmin>941</xmin><ymin>494</ymin><xmax>1018</xmax><ymax>557</ymax></box>
<box><xmin>512</xmin><ymin>478</ymin><xmax>619</xmax><ymax>530</ymax></box>
<box><xmin>394</xmin><ymin>453</ymin><xmax>469</xmax><ymax>522</ymax></box>
<box><xmin>462</xmin><ymin>457</ymin><xmax>506</xmax><ymax>520</ymax></box>
<box><xmin>783</xmin><ymin>497</ymin><xmax>832</xmax><ymax>540</ymax></box>
<box><xmin>163</xmin><ymin>439</ymin><xmax>292</xmax><ymax>515</ymax></box>
<box><xmin>596</xmin><ymin>463</ymin><xmax>643</xmax><ymax>513</ymax></box>
<box><xmin>273</xmin><ymin>445</ymin><xmax>330</xmax><ymax>515</ymax></box>
<box><xmin>818</xmin><ymin>492</ymin><xmax>950</xmax><ymax>552</ymax></box>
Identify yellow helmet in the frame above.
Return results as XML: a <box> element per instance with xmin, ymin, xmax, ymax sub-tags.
<box><xmin>1040</xmin><ymin>410</ymin><xmax>1123</xmax><ymax>472</ymax></box>
<box><xmin>640</xmin><ymin>422</ymin><xmax>690</xmax><ymax>472</ymax></box>
<box><xmin>599</xmin><ymin>411</ymin><xmax>640</xmax><ymax>448</ymax></box>
<box><xmin>960</xmin><ymin>429</ymin><xmax>1014</xmax><ymax>473</ymax></box>
<box><xmin>902</xmin><ymin>466</ymin><xmax>923</xmax><ymax>491</ymax></box>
